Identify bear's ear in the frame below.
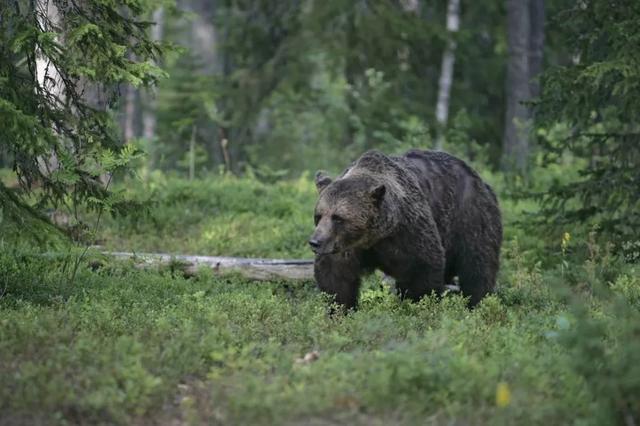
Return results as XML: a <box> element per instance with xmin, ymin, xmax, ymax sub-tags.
<box><xmin>315</xmin><ymin>171</ymin><xmax>332</xmax><ymax>193</ymax></box>
<box><xmin>369</xmin><ymin>184</ymin><xmax>386</xmax><ymax>206</ymax></box>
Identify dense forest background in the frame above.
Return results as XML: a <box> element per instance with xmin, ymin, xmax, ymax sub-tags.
<box><xmin>2</xmin><ymin>0</ymin><xmax>638</xmax><ymax>245</ymax></box>
<box><xmin>112</xmin><ymin>0</ymin><xmax>537</xmax><ymax>175</ymax></box>
<box><xmin>1</xmin><ymin>1</ymin><xmax>639</xmax><ymax>424</ymax></box>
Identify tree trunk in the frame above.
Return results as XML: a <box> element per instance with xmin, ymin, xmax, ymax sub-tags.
<box><xmin>528</xmin><ymin>0</ymin><xmax>545</xmax><ymax>101</ymax></box>
<box><xmin>190</xmin><ymin>1</ymin><xmax>218</xmax><ymax>74</ymax></box>
<box><xmin>123</xmin><ymin>83</ymin><xmax>137</xmax><ymax>143</ymax></box>
<box><xmin>400</xmin><ymin>0</ymin><xmax>419</xmax><ymax>12</ymax></box>
<box><xmin>142</xmin><ymin>6</ymin><xmax>164</xmax><ymax>167</ymax></box>
<box><xmin>344</xmin><ymin>4</ymin><xmax>360</xmax><ymax>148</ymax></box>
<box><xmin>93</xmin><ymin>250</ymin><xmax>462</xmax><ymax>292</ymax></box>
<box><xmin>189</xmin><ymin>124</ymin><xmax>196</xmax><ymax>180</ymax></box>
<box><xmin>35</xmin><ymin>0</ymin><xmax>62</xmax><ymax>175</ymax></box>
<box><xmin>502</xmin><ymin>0</ymin><xmax>531</xmax><ymax>175</ymax></box>
<box><xmin>435</xmin><ymin>0</ymin><xmax>461</xmax><ymax>150</ymax></box>
<box><xmin>103</xmin><ymin>251</ymin><xmax>315</xmax><ymax>281</ymax></box>
<box><xmin>187</xmin><ymin>0</ymin><xmax>227</xmax><ymax>169</ymax></box>
<box><xmin>0</xmin><ymin>147</ymin><xmax>6</xmax><ymax>168</ymax></box>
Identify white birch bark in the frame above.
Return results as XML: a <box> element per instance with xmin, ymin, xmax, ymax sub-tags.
<box><xmin>435</xmin><ymin>0</ymin><xmax>460</xmax><ymax>150</ymax></box>
<box><xmin>142</xmin><ymin>7</ymin><xmax>165</xmax><ymax>143</ymax></box>
<box><xmin>35</xmin><ymin>1</ymin><xmax>62</xmax><ymax>99</ymax></box>
<box><xmin>35</xmin><ymin>0</ymin><xmax>63</xmax><ymax>174</ymax></box>
<box><xmin>400</xmin><ymin>0</ymin><xmax>419</xmax><ymax>13</ymax></box>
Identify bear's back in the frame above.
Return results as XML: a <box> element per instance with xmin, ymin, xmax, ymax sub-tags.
<box><xmin>399</xmin><ymin>149</ymin><xmax>490</xmax><ymax>206</ymax></box>
<box><xmin>397</xmin><ymin>149</ymin><xmax>499</xmax><ymax>249</ymax></box>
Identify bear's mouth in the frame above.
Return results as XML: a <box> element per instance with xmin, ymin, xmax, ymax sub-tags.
<box><xmin>312</xmin><ymin>247</ymin><xmax>339</xmax><ymax>255</ymax></box>
<box><xmin>311</xmin><ymin>243</ymin><xmax>340</xmax><ymax>255</ymax></box>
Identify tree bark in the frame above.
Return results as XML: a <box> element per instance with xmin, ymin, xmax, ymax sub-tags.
<box><xmin>189</xmin><ymin>124</ymin><xmax>196</xmax><ymax>180</ymax></box>
<box><xmin>400</xmin><ymin>0</ymin><xmax>419</xmax><ymax>12</ymax></box>
<box><xmin>528</xmin><ymin>0</ymin><xmax>545</xmax><ymax>100</ymax></box>
<box><xmin>103</xmin><ymin>251</ymin><xmax>315</xmax><ymax>281</ymax></box>
<box><xmin>94</xmin><ymin>250</ymin><xmax>462</xmax><ymax>292</ymax></box>
<box><xmin>123</xmin><ymin>83</ymin><xmax>137</xmax><ymax>143</ymax></box>
<box><xmin>435</xmin><ymin>0</ymin><xmax>461</xmax><ymax>150</ymax></box>
<box><xmin>142</xmin><ymin>6</ymin><xmax>164</xmax><ymax>165</ymax></box>
<box><xmin>190</xmin><ymin>1</ymin><xmax>218</xmax><ymax>74</ymax></box>
<box><xmin>187</xmin><ymin>0</ymin><xmax>227</xmax><ymax>169</ymax></box>
<box><xmin>502</xmin><ymin>0</ymin><xmax>531</xmax><ymax>175</ymax></box>
<box><xmin>35</xmin><ymin>0</ymin><xmax>62</xmax><ymax>175</ymax></box>
<box><xmin>344</xmin><ymin>4</ymin><xmax>361</xmax><ymax>147</ymax></box>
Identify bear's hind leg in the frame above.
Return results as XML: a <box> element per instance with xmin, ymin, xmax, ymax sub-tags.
<box><xmin>396</xmin><ymin>263</ymin><xmax>445</xmax><ymax>302</ymax></box>
<box><xmin>456</xmin><ymin>243</ymin><xmax>499</xmax><ymax>307</ymax></box>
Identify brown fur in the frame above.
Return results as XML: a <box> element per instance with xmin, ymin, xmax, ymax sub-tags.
<box><xmin>310</xmin><ymin>149</ymin><xmax>502</xmax><ymax>310</ymax></box>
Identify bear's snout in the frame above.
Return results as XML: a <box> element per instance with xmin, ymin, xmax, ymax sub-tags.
<box><xmin>308</xmin><ymin>228</ymin><xmax>336</xmax><ymax>254</ymax></box>
<box><xmin>308</xmin><ymin>238</ymin><xmax>321</xmax><ymax>251</ymax></box>
<box><xmin>308</xmin><ymin>235</ymin><xmax>332</xmax><ymax>254</ymax></box>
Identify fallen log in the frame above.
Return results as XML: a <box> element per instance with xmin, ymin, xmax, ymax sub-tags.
<box><xmin>103</xmin><ymin>251</ymin><xmax>315</xmax><ymax>281</ymax></box>
<box><xmin>99</xmin><ymin>250</ymin><xmax>460</xmax><ymax>292</ymax></box>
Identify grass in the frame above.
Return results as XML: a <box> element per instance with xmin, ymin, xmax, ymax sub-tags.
<box><xmin>1</xmin><ymin>173</ymin><xmax>639</xmax><ymax>425</ymax></box>
<box><xmin>95</xmin><ymin>172</ymin><xmax>316</xmax><ymax>258</ymax></box>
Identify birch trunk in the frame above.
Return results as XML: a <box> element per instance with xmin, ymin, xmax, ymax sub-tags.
<box><xmin>35</xmin><ymin>0</ymin><xmax>62</xmax><ymax>175</ymax></box>
<box><xmin>120</xmin><ymin>5</ymin><xmax>143</xmax><ymax>144</ymax></box>
<box><xmin>142</xmin><ymin>6</ymin><xmax>164</xmax><ymax>160</ymax></box>
<box><xmin>435</xmin><ymin>0</ymin><xmax>461</xmax><ymax>150</ymax></box>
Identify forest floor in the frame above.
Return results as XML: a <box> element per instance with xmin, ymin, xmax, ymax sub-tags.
<box><xmin>1</xmin><ymin>174</ymin><xmax>638</xmax><ymax>425</ymax></box>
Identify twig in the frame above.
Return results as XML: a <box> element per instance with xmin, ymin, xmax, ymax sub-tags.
<box><xmin>69</xmin><ymin>174</ymin><xmax>113</xmax><ymax>285</ymax></box>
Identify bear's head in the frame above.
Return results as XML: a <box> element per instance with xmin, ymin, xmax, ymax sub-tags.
<box><xmin>309</xmin><ymin>171</ymin><xmax>385</xmax><ymax>255</ymax></box>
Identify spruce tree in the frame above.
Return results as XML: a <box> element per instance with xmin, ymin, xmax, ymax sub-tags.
<box><xmin>0</xmin><ymin>0</ymin><xmax>166</xmax><ymax>216</ymax></box>
<box><xmin>536</xmin><ymin>0</ymin><xmax>640</xmax><ymax>246</ymax></box>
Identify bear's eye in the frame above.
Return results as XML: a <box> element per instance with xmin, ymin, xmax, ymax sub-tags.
<box><xmin>331</xmin><ymin>214</ymin><xmax>344</xmax><ymax>224</ymax></box>
<box><xmin>314</xmin><ymin>214</ymin><xmax>321</xmax><ymax>225</ymax></box>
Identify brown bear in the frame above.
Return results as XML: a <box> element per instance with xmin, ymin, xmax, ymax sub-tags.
<box><xmin>309</xmin><ymin>149</ymin><xmax>502</xmax><ymax>310</ymax></box>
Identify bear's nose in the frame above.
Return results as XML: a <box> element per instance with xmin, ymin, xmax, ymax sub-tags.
<box><xmin>308</xmin><ymin>239</ymin><xmax>321</xmax><ymax>250</ymax></box>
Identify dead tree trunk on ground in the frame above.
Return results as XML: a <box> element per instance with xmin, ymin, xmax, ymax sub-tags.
<box><xmin>103</xmin><ymin>251</ymin><xmax>314</xmax><ymax>281</ymax></box>
<box><xmin>95</xmin><ymin>250</ymin><xmax>462</xmax><ymax>292</ymax></box>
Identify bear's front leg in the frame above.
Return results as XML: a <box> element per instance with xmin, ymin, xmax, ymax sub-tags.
<box><xmin>314</xmin><ymin>251</ymin><xmax>362</xmax><ymax>310</ymax></box>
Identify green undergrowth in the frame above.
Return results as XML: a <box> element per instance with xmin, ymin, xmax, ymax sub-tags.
<box><xmin>93</xmin><ymin>172</ymin><xmax>318</xmax><ymax>258</ymax></box>
<box><xmin>1</xmin><ymin>174</ymin><xmax>639</xmax><ymax>425</ymax></box>
<box><xmin>1</xmin><ymin>248</ymin><xmax>638</xmax><ymax>425</ymax></box>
